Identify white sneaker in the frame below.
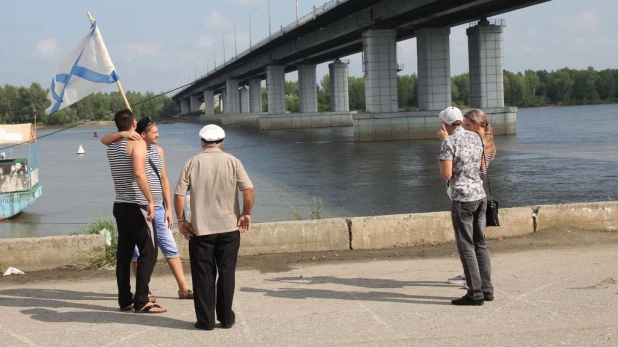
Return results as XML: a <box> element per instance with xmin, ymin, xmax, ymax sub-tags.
<box><xmin>447</xmin><ymin>274</ymin><xmax>466</xmax><ymax>285</ymax></box>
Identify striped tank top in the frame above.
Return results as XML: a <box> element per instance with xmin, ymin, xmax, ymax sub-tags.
<box><xmin>147</xmin><ymin>144</ymin><xmax>164</xmax><ymax>206</ymax></box>
<box><xmin>107</xmin><ymin>139</ymin><xmax>148</xmax><ymax>205</ymax></box>
<box><xmin>480</xmin><ymin>149</ymin><xmax>493</xmax><ymax>175</ymax></box>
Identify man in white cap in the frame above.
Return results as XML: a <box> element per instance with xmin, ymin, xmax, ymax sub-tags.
<box><xmin>437</xmin><ymin>106</ymin><xmax>493</xmax><ymax>306</ymax></box>
<box><xmin>174</xmin><ymin>124</ymin><xmax>254</xmax><ymax>330</ymax></box>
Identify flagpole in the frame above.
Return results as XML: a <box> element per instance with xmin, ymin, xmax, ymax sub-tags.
<box><xmin>87</xmin><ymin>11</ymin><xmax>131</xmax><ymax>111</ymax></box>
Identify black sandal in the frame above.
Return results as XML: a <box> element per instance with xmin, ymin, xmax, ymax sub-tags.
<box><xmin>135</xmin><ymin>303</ymin><xmax>167</xmax><ymax>314</ymax></box>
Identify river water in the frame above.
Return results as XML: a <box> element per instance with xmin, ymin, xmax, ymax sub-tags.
<box><xmin>1</xmin><ymin>104</ymin><xmax>616</xmax><ymax>239</ymax></box>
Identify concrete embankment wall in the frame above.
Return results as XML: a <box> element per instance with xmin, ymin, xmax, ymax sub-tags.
<box><xmin>1</xmin><ymin>201</ymin><xmax>616</xmax><ymax>272</ymax></box>
<box><xmin>0</xmin><ymin>235</ymin><xmax>106</xmax><ymax>272</ymax></box>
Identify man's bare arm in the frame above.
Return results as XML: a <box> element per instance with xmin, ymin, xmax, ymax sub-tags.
<box><xmin>130</xmin><ymin>141</ymin><xmax>153</xmax><ymax>204</ymax></box>
<box><xmin>100</xmin><ymin>131</ymin><xmax>142</xmax><ymax>146</ymax></box>
<box><xmin>241</xmin><ymin>187</ymin><xmax>254</xmax><ymax>216</ymax></box>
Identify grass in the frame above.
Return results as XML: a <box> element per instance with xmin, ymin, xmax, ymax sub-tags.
<box><xmin>289</xmin><ymin>197</ymin><xmax>324</xmax><ymax>221</ymax></box>
<box><xmin>78</xmin><ymin>216</ymin><xmax>118</xmax><ymax>269</ymax></box>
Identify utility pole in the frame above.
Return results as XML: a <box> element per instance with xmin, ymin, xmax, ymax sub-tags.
<box><xmin>268</xmin><ymin>0</ymin><xmax>272</xmax><ymax>36</ymax></box>
<box><xmin>296</xmin><ymin>0</ymin><xmax>299</xmax><ymax>24</ymax></box>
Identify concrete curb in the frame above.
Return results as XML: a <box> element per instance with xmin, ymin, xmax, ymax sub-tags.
<box><xmin>1</xmin><ymin>201</ymin><xmax>616</xmax><ymax>272</ymax></box>
<box><xmin>0</xmin><ymin>235</ymin><xmax>105</xmax><ymax>272</ymax></box>
<box><xmin>535</xmin><ymin>201</ymin><xmax>618</xmax><ymax>233</ymax></box>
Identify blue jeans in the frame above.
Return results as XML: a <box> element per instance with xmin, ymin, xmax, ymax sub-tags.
<box><xmin>132</xmin><ymin>204</ymin><xmax>179</xmax><ymax>260</ymax></box>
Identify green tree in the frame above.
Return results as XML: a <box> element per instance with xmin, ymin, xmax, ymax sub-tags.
<box><xmin>596</xmin><ymin>69</ymin><xmax>616</xmax><ymax>100</ymax></box>
<box><xmin>317</xmin><ymin>74</ymin><xmax>330</xmax><ymax>112</ymax></box>
<box><xmin>451</xmin><ymin>73</ymin><xmax>470</xmax><ymax>106</ymax></box>
<box><xmin>554</xmin><ymin>69</ymin><xmax>575</xmax><ymax>103</ymax></box>
<box><xmin>348</xmin><ymin>76</ymin><xmax>366</xmax><ymax>111</ymax></box>
<box><xmin>397</xmin><ymin>74</ymin><xmax>416</xmax><ymax>110</ymax></box>
<box><xmin>572</xmin><ymin>67</ymin><xmax>600</xmax><ymax>102</ymax></box>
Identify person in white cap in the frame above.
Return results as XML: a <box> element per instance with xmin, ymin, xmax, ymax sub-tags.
<box><xmin>437</xmin><ymin>106</ymin><xmax>494</xmax><ymax>306</ymax></box>
<box><xmin>174</xmin><ymin>124</ymin><xmax>254</xmax><ymax>330</ymax></box>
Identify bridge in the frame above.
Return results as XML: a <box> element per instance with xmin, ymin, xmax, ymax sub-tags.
<box><xmin>172</xmin><ymin>0</ymin><xmax>550</xmax><ymax>141</ymax></box>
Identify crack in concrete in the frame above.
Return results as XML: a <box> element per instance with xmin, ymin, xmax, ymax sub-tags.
<box><xmin>345</xmin><ymin>218</ymin><xmax>353</xmax><ymax>250</ymax></box>
<box><xmin>531</xmin><ymin>206</ymin><xmax>541</xmax><ymax>232</ymax></box>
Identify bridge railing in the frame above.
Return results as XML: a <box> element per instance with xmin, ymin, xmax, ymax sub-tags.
<box><xmin>469</xmin><ymin>18</ymin><xmax>506</xmax><ymax>28</ymax></box>
<box><xmin>175</xmin><ymin>0</ymin><xmax>351</xmax><ymax>97</ymax></box>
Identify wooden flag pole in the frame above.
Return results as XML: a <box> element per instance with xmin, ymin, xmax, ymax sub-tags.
<box><xmin>87</xmin><ymin>11</ymin><xmax>132</xmax><ymax>111</ymax></box>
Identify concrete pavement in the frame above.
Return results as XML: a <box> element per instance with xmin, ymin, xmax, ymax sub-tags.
<box><xmin>0</xmin><ymin>230</ymin><xmax>617</xmax><ymax>346</ymax></box>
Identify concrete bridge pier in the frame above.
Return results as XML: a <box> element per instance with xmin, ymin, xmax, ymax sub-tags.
<box><xmin>417</xmin><ymin>27</ymin><xmax>451</xmax><ymax>112</ymax></box>
<box><xmin>266</xmin><ymin>66</ymin><xmax>286</xmax><ymax>115</ymax></box>
<box><xmin>221</xmin><ymin>90</ymin><xmax>227</xmax><ymax>113</ymax></box>
<box><xmin>189</xmin><ymin>95</ymin><xmax>200</xmax><ymax>113</ymax></box>
<box><xmin>467</xmin><ymin>19</ymin><xmax>516</xmax><ymax>135</ymax></box>
<box><xmin>353</xmin><ymin>29</ymin><xmax>402</xmax><ymax>141</ymax></box>
<box><xmin>329</xmin><ymin>60</ymin><xmax>349</xmax><ymax>112</ymax></box>
<box><xmin>180</xmin><ymin>98</ymin><xmax>189</xmax><ymax>115</ymax></box>
<box><xmin>249</xmin><ymin>78</ymin><xmax>262</xmax><ymax>113</ymax></box>
<box><xmin>362</xmin><ymin>29</ymin><xmax>398</xmax><ymax>113</ymax></box>
<box><xmin>298</xmin><ymin>64</ymin><xmax>318</xmax><ymax>113</ymax></box>
<box><xmin>260</xmin><ymin>60</ymin><xmax>354</xmax><ymax>130</ymax></box>
<box><xmin>219</xmin><ymin>78</ymin><xmax>264</xmax><ymax>125</ymax></box>
<box><xmin>200</xmin><ymin>89</ymin><xmax>223</xmax><ymax>123</ymax></box>
<box><xmin>240</xmin><ymin>86</ymin><xmax>250</xmax><ymax>113</ymax></box>
<box><xmin>225</xmin><ymin>79</ymin><xmax>240</xmax><ymax>114</ymax></box>
<box><xmin>203</xmin><ymin>90</ymin><xmax>215</xmax><ymax>115</ymax></box>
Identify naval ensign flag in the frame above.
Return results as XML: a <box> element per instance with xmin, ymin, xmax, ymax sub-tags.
<box><xmin>45</xmin><ymin>20</ymin><xmax>119</xmax><ymax>115</ymax></box>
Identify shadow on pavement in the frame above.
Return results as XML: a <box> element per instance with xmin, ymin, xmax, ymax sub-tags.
<box><xmin>241</xmin><ymin>287</ymin><xmax>452</xmax><ymax>306</ymax></box>
<box><xmin>0</xmin><ymin>288</ymin><xmax>194</xmax><ymax>330</ymax></box>
<box><xmin>266</xmin><ymin>276</ymin><xmax>456</xmax><ymax>289</ymax></box>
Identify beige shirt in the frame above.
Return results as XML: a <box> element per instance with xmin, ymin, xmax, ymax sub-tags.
<box><xmin>174</xmin><ymin>148</ymin><xmax>253</xmax><ymax>236</ymax></box>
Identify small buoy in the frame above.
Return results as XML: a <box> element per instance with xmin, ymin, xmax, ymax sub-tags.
<box><xmin>77</xmin><ymin>145</ymin><xmax>85</xmax><ymax>155</ymax></box>
<box><xmin>93</xmin><ymin>132</ymin><xmax>98</xmax><ymax>137</ymax></box>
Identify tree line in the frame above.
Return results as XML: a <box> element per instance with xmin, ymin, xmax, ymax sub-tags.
<box><xmin>0</xmin><ymin>83</ymin><xmax>176</xmax><ymax>125</ymax></box>
<box><xmin>2</xmin><ymin>67</ymin><xmax>616</xmax><ymax>125</ymax></box>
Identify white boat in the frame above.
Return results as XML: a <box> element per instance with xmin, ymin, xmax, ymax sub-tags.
<box><xmin>77</xmin><ymin>145</ymin><xmax>85</xmax><ymax>155</ymax></box>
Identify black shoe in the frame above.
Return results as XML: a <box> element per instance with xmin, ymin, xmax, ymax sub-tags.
<box><xmin>221</xmin><ymin>320</ymin><xmax>236</xmax><ymax>329</ymax></box>
<box><xmin>451</xmin><ymin>296</ymin><xmax>484</xmax><ymax>306</ymax></box>
<box><xmin>484</xmin><ymin>293</ymin><xmax>494</xmax><ymax>301</ymax></box>
<box><xmin>194</xmin><ymin>321</ymin><xmax>214</xmax><ymax>331</ymax></box>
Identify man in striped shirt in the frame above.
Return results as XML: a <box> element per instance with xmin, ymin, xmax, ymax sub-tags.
<box><xmin>102</xmin><ymin>117</ymin><xmax>193</xmax><ymax>302</ymax></box>
<box><xmin>106</xmin><ymin>109</ymin><xmax>165</xmax><ymax>313</ymax></box>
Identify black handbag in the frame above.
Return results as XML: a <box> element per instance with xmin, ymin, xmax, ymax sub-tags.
<box><xmin>485</xmin><ymin>172</ymin><xmax>500</xmax><ymax>227</ymax></box>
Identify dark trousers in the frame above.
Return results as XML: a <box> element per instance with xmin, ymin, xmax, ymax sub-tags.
<box><xmin>451</xmin><ymin>198</ymin><xmax>494</xmax><ymax>300</ymax></box>
<box><xmin>189</xmin><ymin>230</ymin><xmax>240</xmax><ymax>328</ymax></box>
<box><xmin>113</xmin><ymin>203</ymin><xmax>158</xmax><ymax>309</ymax></box>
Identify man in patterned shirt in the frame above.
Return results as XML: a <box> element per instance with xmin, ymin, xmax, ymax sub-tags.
<box><xmin>437</xmin><ymin>106</ymin><xmax>494</xmax><ymax>306</ymax></box>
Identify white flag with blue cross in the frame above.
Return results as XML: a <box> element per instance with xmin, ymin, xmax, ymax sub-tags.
<box><xmin>45</xmin><ymin>21</ymin><xmax>119</xmax><ymax>115</ymax></box>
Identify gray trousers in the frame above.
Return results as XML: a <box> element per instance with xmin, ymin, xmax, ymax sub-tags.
<box><xmin>451</xmin><ymin>198</ymin><xmax>494</xmax><ymax>300</ymax></box>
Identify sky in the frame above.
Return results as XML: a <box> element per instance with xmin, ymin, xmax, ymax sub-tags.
<box><xmin>0</xmin><ymin>0</ymin><xmax>616</xmax><ymax>94</ymax></box>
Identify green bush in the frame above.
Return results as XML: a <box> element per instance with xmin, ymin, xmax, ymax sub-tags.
<box><xmin>80</xmin><ymin>216</ymin><xmax>117</xmax><ymax>269</ymax></box>
<box><xmin>289</xmin><ymin>197</ymin><xmax>324</xmax><ymax>221</ymax></box>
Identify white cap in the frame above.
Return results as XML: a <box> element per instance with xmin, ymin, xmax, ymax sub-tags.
<box><xmin>438</xmin><ymin>107</ymin><xmax>463</xmax><ymax>125</ymax></box>
<box><xmin>199</xmin><ymin>124</ymin><xmax>225</xmax><ymax>142</ymax></box>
